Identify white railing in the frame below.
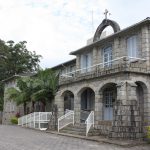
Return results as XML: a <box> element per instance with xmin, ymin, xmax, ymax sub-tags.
<box><xmin>18</xmin><ymin>112</ymin><xmax>52</xmax><ymax>130</ymax></box>
<box><xmin>80</xmin><ymin>110</ymin><xmax>90</xmax><ymax>122</ymax></box>
<box><xmin>60</xmin><ymin>56</ymin><xmax>146</xmax><ymax>78</ymax></box>
<box><xmin>85</xmin><ymin>111</ymin><xmax>94</xmax><ymax>136</ymax></box>
<box><xmin>58</xmin><ymin>110</ymin><xmax>74</xmax><ymax>132</ymax></box>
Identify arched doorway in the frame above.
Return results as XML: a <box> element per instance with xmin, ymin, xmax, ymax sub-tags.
<box><xmin>136</xmin><ymin>81</ymin><xmax>148</xmax><ymax>127</ymax></box>
<box><xmin>80</xmin><ymin>88</ymin><xmax>95</xmax><ymax>122</ymax></box>
<box><xmin>101</xmin><ymin>83</ymin><xmax>117</xmax><ymax>120</ymax></box>
<box><xmin>63</xmin><ymin>91</ymin><xmax>74</xmax><ymax>113</ymax></box>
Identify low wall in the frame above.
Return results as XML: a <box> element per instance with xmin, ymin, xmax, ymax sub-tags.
<box><xmin>94</xmin><ymin>121</ymin><xmax>112</xmax><ymax>136</ymax></box>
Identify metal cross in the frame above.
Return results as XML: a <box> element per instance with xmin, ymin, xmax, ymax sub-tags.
<box><xmin>104</xmin><ymin>9</ymin><xmax>109</xmax><ymax>19</ymax></box>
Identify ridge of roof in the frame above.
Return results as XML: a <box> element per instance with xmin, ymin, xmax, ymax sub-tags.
<box><xmin>70</xmin><ymin>17</ymin><xmax>150</xmax><ymax>55</ymax></box>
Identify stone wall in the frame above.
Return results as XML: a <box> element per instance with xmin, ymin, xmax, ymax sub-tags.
<box><xmin>55</xmin><ymin>72</ymin><xmax>150</xmax><ymax>139</ymax></box>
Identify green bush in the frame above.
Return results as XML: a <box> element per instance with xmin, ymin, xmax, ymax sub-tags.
<box><xmin>145</xmin><ymin>126</ymin><xmax>150</xmax><ymax>143</ymax></box>
<box><xmin>10</xmin><ymin>117</ymin><xmax>18</xmax><ymax>124</ymax></box>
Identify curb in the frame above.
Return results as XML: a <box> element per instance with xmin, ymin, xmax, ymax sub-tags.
<box><xmin>45</xmin><ymin>130</ymin><xmax>147</xmax><ymax>148</ymax></box>
<box><xmin>18</xmin><ymin>126</ymin><xmax>148</xmax><ymax>148</ymax></box>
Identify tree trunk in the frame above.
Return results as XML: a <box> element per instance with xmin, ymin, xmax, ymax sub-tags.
<box><xmin>23</xmin><ymin>102</ymin><xmax>26</xmax><ymax>115</ymax></box>
<box><xmin>32</xmin><ymin>101</ymin><xmax>35</xmax><ymax>112</ymax></box>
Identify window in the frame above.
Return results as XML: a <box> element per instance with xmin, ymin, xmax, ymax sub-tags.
<box><xmin>103</xmin><ymin>46</ymin><xmax>112</xmax><ymax>67</ymax></box>
<box><xmin>127</xmin><ymin>35</ymin><xmax>138</xmax><ymax>58</ymax></box>
<box><xmin>81</xmin><ymin>53</ymin><xmax>92</xmax><ymax>73</ymax></box>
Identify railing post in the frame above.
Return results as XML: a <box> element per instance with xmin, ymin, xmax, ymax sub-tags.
<box><xmin>73</xmin><ymin>111</ymin><xmax>74</xmax><ymax>125</ymax></box>
<box><xmin>30</xmin><ymin>113</ymin><xmax>31</xmax><ymax>128</ymax></box>
<box><xmin>39</xmin><ymin>112</ymin><xmax>40</xmax><ymax>129</ymax></box>
<box><xmin>58</xmin><ymin>118</ymin><xmax>59</xmax><ymax>132</ymax></box>
<box><xmin>21</xmin><ymin>117</ymin><xmax>23</xmax><ymax>126</ymax></box>
<box><xmin>93</xmin><ymin>111</ymin><xmax>94</xmax><ymax>127</ymax></box>
<box><xmin>26</xmin><ymin>115</ymin><xmax>27</xmax><ymax>127</ymax></box>
<box><xmin>34</xmin><ymin>113</ymin><xmax>35</xmax><ymax>128</ymax></box>
<box><xmin>46</xmin><ymin>112</ymin><xmax>47</xmax><ymax>121</ymax></box>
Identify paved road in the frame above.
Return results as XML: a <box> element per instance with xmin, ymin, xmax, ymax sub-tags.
<box><xmin>0</xmin><ymin>125</ymin><xmax>149</xmax><ymax>150</ymax></box>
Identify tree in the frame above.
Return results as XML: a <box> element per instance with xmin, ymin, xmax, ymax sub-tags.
<box><xmin>31</xmin><ymin>69</ymin><xmax>59</xmax><ymax>111</ymax></box>
<box><xmin>7</xmin><ymin>69</ymin><xmax>59</xmax><ymax>114</ymax></box>
<box><xmin>7</xmin><ymin>78</ymin><xmax>36</xmax><ymax>114</ymax></box>
<box><xmin>0</xmin><ymin>39</ymin><xmax>41</xmax><ymax>111</ymax></box>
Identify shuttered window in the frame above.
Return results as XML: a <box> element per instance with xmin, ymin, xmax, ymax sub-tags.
<box><xmin>127</xmin><ymin>35</ymin><xmax>138</xmax><ymax>58</ymax></box>
<box><xmin>103</xmin><ymin>46</ymin><xmax>112</xmax><ymax>67</ymax></box>
<box><xmin>81</xmin><ymin>53</ymin><xmax>92</xmax><ymax>73</ymax></box>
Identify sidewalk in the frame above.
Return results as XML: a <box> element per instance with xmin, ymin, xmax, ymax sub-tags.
<box><xmin>45</xmin><ymin>130</ymin><xmax>147</xmax><ymax>148</ymax></box>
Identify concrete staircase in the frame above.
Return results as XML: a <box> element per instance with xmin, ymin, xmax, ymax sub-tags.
<box><xmin>59</xmin><ymin>124</ymin><xmax>100</xmax><ymax>136</ymax></box>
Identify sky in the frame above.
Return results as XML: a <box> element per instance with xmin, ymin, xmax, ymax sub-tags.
<box><xmin>0</xmin><ymin>0</ymin><xmax>149</xmax><ymax>68</ymax></box>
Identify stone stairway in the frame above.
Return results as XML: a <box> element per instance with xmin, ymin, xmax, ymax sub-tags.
<box><xmin>59</xmin><ymin>123</ymin><xmax>100</xmax><ymax>136</ymax></box>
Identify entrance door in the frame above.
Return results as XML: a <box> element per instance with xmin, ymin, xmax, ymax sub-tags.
<box><xmin>104</xmin><ymin>90</ymin><xmax>113</xmax><ymax>120</ymax></box>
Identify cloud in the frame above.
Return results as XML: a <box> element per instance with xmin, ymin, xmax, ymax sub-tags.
<box><xmin>0</xmin><ymin>0</ymin><xmax>149</xmax><ymax>68</ymax></box>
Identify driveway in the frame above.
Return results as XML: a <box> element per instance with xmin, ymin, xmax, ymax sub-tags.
<box><xmin>0</xmin><ymin>125</ymin><xmax>149</xmax><ymax>150</ymax></box>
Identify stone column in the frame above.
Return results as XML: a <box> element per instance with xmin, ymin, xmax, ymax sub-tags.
<box><xmin>113</xmin><ymin>38</ymin><xmax>120</xmax><ymax>59</ymax></box>
<box><xmin>74</xmin><ymin>93</ymin><xmax>81</xmax><ymax>124</ymax></box>
<box><xmin>93</xmin><ymin>47</ymin><xmax>97</xmax><ymax>66</ymax></box>
<box><xmin>55</xmin><ymin>91</ymin><xmax>64</xmax><ymax>118</ymax></box>
<box><xmin>141</xmin><ymin>25</ymin><xmax>150</xmax><ymax>67</ymax></box>
<box><xmin>76</xmin><ymin>55</ymin><xmax>80</xmax><ymax>70</ymax></box>
<box><xmin>94</xmin><ymin>91</ymin><xmax>102</xmax><ymax>125</ymax></box>
<box><xmin>110</xmin><ymin>81</ymin><xmax>143</xmax><ymax>139</ymax></box>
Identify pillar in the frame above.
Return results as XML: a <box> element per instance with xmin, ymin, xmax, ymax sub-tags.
<box><xmin>73</xmin><ymin>93</ymin><xmax>81</xmax><ymax>124</ymax></box>
<box><xmin>55</xmin><ymin>91</ymin><xmax>64</xmax><ymax>118</ymax></box>
<box><xmin>110</xmin><ymin>81</ymin><xmax>143</xmax><ymax>139</ymax></box>
<box><xmin>94</xmin><ymin>91</ymin><xmax>103</xmax><ymax>125</ymax></box>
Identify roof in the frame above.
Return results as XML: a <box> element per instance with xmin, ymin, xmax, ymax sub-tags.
<box><xmin>2</xmin><ymin>73</ymin><xmax>36</xmax><ymax>83</ymax></box>
<box><xmin>70</xmin><ymin>17</ymin><xmax>150</xmax><ymax>55</ymax></box>
<box><xmin>51</xmin><ymin>58</ymin><xmax>76</xmax><ymax>70</ymax></box>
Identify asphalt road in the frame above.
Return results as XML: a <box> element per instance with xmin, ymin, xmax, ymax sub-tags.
<box><xmin>0</xmin><ymin>125</ymin><xmax>149</xmax><ymax>150</ymax></box>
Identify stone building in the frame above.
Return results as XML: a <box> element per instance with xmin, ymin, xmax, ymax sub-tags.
<box><xmin>2</xmin><ymin>73</ymin><xmax>51</xmax><ymax>124</ymax></box>
<box><xmin>2</xmin><ymin>17</ymin><xmax>150</xmax><ymax>139</ymax></box>
<box><xmin>54</xmin><ymin>17</ymin><xmax>150</xmax><ymax>139</ymax></box>
<box><xmin>2</xmin><ymin>75</ymin><xmax>24</xmax><ymax>124</ymax></box>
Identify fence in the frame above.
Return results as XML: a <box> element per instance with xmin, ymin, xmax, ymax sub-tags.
<box><xmin>18</xmin><ymin>112</ymin><xmax>52</xmax><ymax>130</ymax></box>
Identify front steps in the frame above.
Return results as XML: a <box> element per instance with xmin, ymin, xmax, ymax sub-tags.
<box><xmin>59</xmin><ymin>124</ymin><xmax>100</xmax><ymax>136</ymax></box>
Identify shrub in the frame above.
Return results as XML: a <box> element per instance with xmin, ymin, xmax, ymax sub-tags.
<box><xmin>145</xmin><ymin>126</ymin><xmax>150</xmax><ymax>143</ymax></box>
<box><xmin>11</xmin><ymin>117</ymin><xmax>18</xmax><ymax>124</ymax></box>
<box><xmin>15</xmin><ymin>112</ymin><xmax>20</xmax><ymax>118</ymax></box>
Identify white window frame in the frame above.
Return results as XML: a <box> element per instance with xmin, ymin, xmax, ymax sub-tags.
<box><xmin>103</xmin><ymin>46</ymin><xmax>112</xmax><ymax>67</ymax></box>
<box><xmin>81</xmin><ymin>52</ymin><xmax>92</xmax><ymax>73</ymax></box>
<box><xmin>127</xmin><ymin>35</ymin><xmax>138</xmax><ymax>58</ymax></box>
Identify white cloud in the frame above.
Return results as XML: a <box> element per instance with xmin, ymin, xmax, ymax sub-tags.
<box><xmin>0</xmin><ymin>0</ymin><xmax>149</xmax><ymax>68</ymax></box>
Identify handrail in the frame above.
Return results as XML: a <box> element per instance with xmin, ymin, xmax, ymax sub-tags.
<box><xmin>60</xmin><ymin>56</ymin><xmax>146</xmax><ymax>78</ymax></box>
<box><xmin>18</xmin><ymin>112</ymin><xmax>52</xmax><ymax>130</ymax></box>
<box><xmin>58</xmin><ymin>110</ymin><xmax>74</xmax><ymax>132</ymax></box>
<box><xmin>85</xmin><ymin>111</ymin><xmax>94</xmax><ymax>136</ymax></box>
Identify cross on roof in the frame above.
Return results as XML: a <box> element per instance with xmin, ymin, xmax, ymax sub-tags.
<box><xmin>104</xmin><ymin>9</ymin><xmax>110</xmax><ymax>19</ymax></box>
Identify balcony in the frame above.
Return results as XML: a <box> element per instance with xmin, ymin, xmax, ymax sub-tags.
<box><xmin>59</xmin><ymin>56</ymin><xmax>147</xmax><ymax>85</ymax></box>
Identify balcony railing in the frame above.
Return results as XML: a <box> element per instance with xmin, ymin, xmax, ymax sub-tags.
<box><xmin>59</xmin><ymin>56</ymin><xmax>147</xmax><ymax>85</ymax></box>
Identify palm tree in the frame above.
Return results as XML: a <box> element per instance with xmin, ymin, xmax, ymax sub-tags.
<box><xmin>7</xmin><ymin>78</ymin><xmax>35</xmax><ymax>115</ymax></box>
<box><xmin>31</xmin><ymin>69</ymin><xmax>59</xmax><ymax>111</ymax></box>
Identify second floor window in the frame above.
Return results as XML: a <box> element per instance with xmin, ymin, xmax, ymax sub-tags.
<box><xmin>103</xmin><ymin>46</ymin><xmax>112</xmax><ymax>67</ymax></box>
<box><xmin>81</xmin><ymin>53</ymin><xmax>92</xmax><ymax>73</ymax></box>
<box><xmin>127</xmin><ymin>35</ymin><xmax>138</xmax><ymax>58</ymax></box>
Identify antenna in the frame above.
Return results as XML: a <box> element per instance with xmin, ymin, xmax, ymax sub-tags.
<box><xmin>91</xmin><ymin>9</ymin><xmax>94</xmax><ymax>34</ymax></box>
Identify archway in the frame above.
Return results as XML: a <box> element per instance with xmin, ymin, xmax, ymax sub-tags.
<box><xmin>93</xmin><ymin>19</ymin><xmax>120</xmax><ymax>42</ymax></box>
<box><xmin>100</xmin><ymin>83</ymin><xmax>117</xmax><ymax>120</ymax></box>
<box><xmin>136</xmin><ymin>81</ymin><xmax>148</xmax><ymax>127</ymax></box>
<box><xmin>80</xmin><ymin>88</ymin><xmax>95</xmax><ymax>122</ymax></box>
<box><xmin>63</xmin><ymin>91</ymin><xmax>74</xmax><ymax>113</ymax></box>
